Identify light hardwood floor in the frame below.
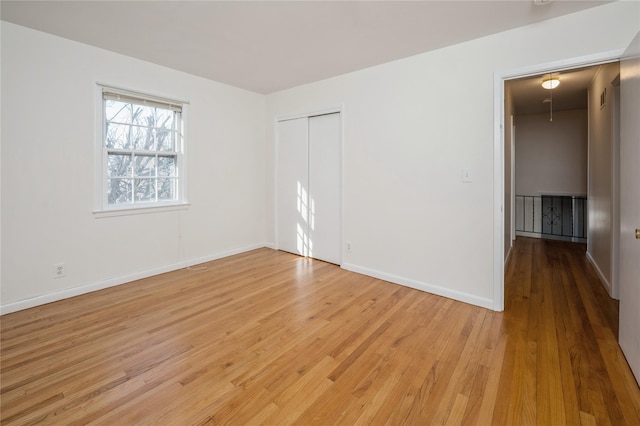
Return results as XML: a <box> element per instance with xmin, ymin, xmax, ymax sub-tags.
<box><xmin>1</xmin><ymin>238</ymin><xmax>639</xmax><ymax>425</ymax></box>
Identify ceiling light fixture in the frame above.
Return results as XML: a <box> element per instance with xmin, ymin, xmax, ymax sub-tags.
<box><xmin>542</xmin><ymin>78</ymin><xmax>560</xmax><ymax>89</ymax></box>
<box><xmin>541</xmin><ymin>73</ymin><xmax>559</xmax><ymax>121</ymax></box>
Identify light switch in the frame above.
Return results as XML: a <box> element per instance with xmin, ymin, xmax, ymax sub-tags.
<box><xmin>462</xmin><ymin>168</ymin><xmax>473</xmax><ymax>183</ymax></box>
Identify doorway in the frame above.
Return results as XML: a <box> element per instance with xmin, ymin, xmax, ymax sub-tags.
<box><xmin>506</xmin><ymin>61</ymin><xmax>620</xmax><ymax>298</ymax></box>
<box><xmin>495</xmin><ymin>39</ymin><xmax>640</xmax><ymax>385</ymax></box>
<box><xmin>508</xmin><ymin>67</ymin><xmax>594</xmax><ymax>246</ymax></box>
<box><xmin>492</xmin><ymin>49</ymin><xmax>625</xmax><ymax>312</ymax></box>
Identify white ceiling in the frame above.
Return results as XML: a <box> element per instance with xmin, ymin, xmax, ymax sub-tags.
<box><xmin>509</xmin><ymin>65</ymin><xmax>601</xmax><ymax>115</ymax></box>
<box><xmin>1</xmin><ymin>0</ymin><xmax>613</xmax><ymax>94</ymax></box>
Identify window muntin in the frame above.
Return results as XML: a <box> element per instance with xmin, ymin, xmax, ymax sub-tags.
<box><xmin>102</xmin><ymin>91</ymin><xmax>183</xmax><ymax>208</ymax></box>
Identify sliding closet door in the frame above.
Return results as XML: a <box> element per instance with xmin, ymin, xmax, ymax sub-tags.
<box><xmin>277</xmin><ymin>112</ymin><xmax>341</xmax><ymax>264</ymax></box>
<box><xmin>308</xmin><ymin>113</ymin><xmax>341</xmax><ymax>264</ymax></box>
<box><xmin>277</xmin><ymin>117</ymin><xmax>309</xmax><ymax>256</ymax></box>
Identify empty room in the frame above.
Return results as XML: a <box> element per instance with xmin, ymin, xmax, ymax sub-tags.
<box><xmin>1</xmin><ymin>1</ymin><xmax>639</xmax><ymax>424</ymax></box>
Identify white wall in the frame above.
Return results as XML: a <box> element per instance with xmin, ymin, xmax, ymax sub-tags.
<box><xmin>587</xmin><ymin>62</ymin><xmax>621</xmax><ymax>296</ymax></box>
<box><xmin>265</xmin><ymin>1</ymin><xmax>639</xmax><ymax>309</ymax></box>
<box><xmin>1</xmin><ymin>22</ymin><xmax>267</xmax><ymax>312</ymax></box>
<box><xmin>515</xmin><ymin>109</ymin><xmax>588</xmax><ymax>196</ymax></box>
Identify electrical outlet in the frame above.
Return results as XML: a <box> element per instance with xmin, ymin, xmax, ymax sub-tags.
<box><xmin>346</xmin><ymin>241</ymin><xmax>352</xmax><ymax>253</ymax></box>
<box><xmin>53</xmin><ymin>263</ymin><xmax>66</xmax><ymax>278</ymax></box>
<box><xmin>462</xmin><ymin>168</ymin><xmax>473</xmax><ymax>183</ymax></box>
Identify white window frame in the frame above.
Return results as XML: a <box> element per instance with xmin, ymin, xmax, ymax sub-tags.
<box><xmin>94</xmin><ymin>84</ymin><xmax>189</xmax><ymax>217</ymax></box>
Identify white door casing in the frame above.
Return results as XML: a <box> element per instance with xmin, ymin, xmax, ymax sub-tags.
<box><xmin>618</xmin><ymin>31</ymin><xmax>640</xmax><ymax>385</ymax></box>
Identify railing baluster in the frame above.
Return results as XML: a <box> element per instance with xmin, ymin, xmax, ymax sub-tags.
<box><xmin>531</xmin><ymin>196</ymin><xmax>535</xmax><ymax>233</ymax></box>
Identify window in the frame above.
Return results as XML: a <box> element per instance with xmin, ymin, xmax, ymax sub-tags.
<box><xmin>99</xmin><ymin>88</ymin><xmax>185</xmax><ymax>211</ymax></box>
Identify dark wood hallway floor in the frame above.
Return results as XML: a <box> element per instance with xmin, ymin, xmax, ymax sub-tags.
<box><xmin>498</xmin><ymin>237</ymin><xmax>639</xmax><ymax>425</ymax></box>
<box><xmin>1</xmin><ymin>238</ymin><xmax>639</xmax><ymax>424</ymax></box>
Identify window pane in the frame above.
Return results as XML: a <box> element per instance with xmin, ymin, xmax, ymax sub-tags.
<box><xmin>158</xmin><ymin>178</ymin><xmax>176</xmax><ymax>201</ymax></box>
<box><xmin>105</xmin><ymin>100</ymin><xmax>132</xmax><ymax>123</ymax></box>
<box><xmin>156</xmin><ymin>128</ymin><xmax>174</xmax><ymax>151</ymax></box>
<box><xmin>107</xmin><ymin>178</ymin><xmax>132</xmax><ymax>204</ymax></box>
<box><xmin>134</xmin><ymin>178</ymin><xmax>156</xmax><ymax>202</ymax></box>
<box><xmin>135</xmin><ymin>155</ymin><xmax>156</xmax><ymax>177</ymax></box>
<box><xmin>107</xmin><ymin>154</ymin><xmax>132</xmax><ymax>177</ymax></box>
<box><xmin>131</xmin><ymin>126</ymin><xmax>155</xmax><ymax>150</ymax></box>
<box><xmin>105</xmin><ymin>123</ymin><xmax>131</xmax><ymax>149</ymax></box>
<box><xmin>157</xmin><ymin>155</ymin><xmax>176</xmax><ymax>177</ymax></box>
<box><xmin>155</xmin><ymin>108</ymin><xmax>174</xmax><ymax>129</ymax></box>
<box><xmin>131</xmin><ymin>104</ymin><xmax>155</xmax><ymax>127</ymax></box>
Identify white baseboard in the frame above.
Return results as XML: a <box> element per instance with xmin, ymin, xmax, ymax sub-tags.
<box><xmin>341</xmin><ymin>263</ymin><xmax>495</xmax><ymax>310</ymax></box>
<box><xmin>504</xmin><ymin>244</ymin><xmax>513</xmax><ymax>268</ymax></box>
<box><xmin>2</xmin><ymin>245</ymin><xmax>496</xmax><ymax>315</ymax></box>
<box><xmin>0</xmin><ymin>243</ymin><xmax>271</xmax><ymax>315</ymax></box>
<box><xmin>585</xmin><ymin>251</ymin><xmax>613</xmax><ymax>297</ymax></box>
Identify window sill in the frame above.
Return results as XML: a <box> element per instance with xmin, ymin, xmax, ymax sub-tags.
<box><xmin>93</xmin><ymin>202</ymin><xmax>190</xmax><ymax>218</ymax></box>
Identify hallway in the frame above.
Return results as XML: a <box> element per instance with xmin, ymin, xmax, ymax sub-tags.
<box><xmin>497</xmin><ymin>237</ymin><xmax>640</xmax><ymax>424</ymax></box>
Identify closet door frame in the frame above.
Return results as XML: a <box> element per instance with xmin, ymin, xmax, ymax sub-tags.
<box><xmin>275</xmin><ymin>106</ymin><xmax>343</xmax><ymax>265</ymax></box>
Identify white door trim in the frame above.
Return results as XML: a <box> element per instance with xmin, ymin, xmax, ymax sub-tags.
<box><xmin>611</xmin><ymin>81</ymin><xmax>621</xmax><ymax>300</ymax></box>
<box><xmin>277</xmin><ymin>106</ymin><xmax>343</xmax><ymax>123</ymax></box>
<box><xmin>493</xmin><ymin>49</ymin><xmax>625</xmax><ymax>312</ymax></box>
<box><xmin>511</xmin><ymin>116</ymin><xmax>516</xmax><ymax>244</ymax></box>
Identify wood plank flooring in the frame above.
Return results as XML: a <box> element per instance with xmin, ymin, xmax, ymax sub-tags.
<box><xmin>1</xmin><ymin>238</ymin><xmax>639</xmax><ymax>424</ymax></box>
